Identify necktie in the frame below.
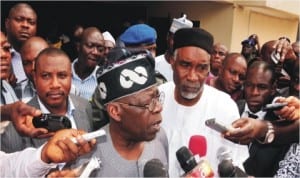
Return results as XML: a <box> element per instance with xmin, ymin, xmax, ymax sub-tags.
<box><xmin>248</xmin><ymin>111</ymin><xmax>258</xmax><ymax>119</ymax></box>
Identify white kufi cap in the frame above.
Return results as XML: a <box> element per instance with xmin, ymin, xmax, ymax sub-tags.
<box><xmin>169</xmin><ymin>14</ymin><xmax>193</xmax><ymax>33</ymax></box>
<box><xmin>103</xmin><ymin>31</ymin><xmax>116</xmax><ymax>45</ymax></box>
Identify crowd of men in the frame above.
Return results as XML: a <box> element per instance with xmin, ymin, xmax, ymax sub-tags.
<box><xmin>1</xmin><ymin>2</ymin><xmax>299</xmax><ymax>177</ymax></box>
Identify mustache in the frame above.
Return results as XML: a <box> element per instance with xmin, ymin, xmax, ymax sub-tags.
<box><xmin>46</xmin><ymin>91</ymin><xmax>65</xmax><ymax>97</ymax></box>
<box><xmin>182</xmin><ymin>81</ymin><xmax>201</xmax><ymax>88</ymax></box>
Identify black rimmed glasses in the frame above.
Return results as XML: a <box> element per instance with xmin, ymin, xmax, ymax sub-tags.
<box><xmin>115</xmin><ymin>91</ymin><xmax>165</xmax><ymax>113</ymax></box>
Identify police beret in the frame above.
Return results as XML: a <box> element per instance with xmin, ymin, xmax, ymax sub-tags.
<box><xmin>120</xmin><ymin>24</ymin><xmax>157</xmax><ymax>46</ymax></box>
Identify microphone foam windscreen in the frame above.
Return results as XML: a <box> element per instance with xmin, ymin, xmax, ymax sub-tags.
<box><xmin>143</xmin><ymin>158</ymin><xmax>168</xmax><ymax>177</ymax></box>
<box><xmin>218</xmin><ymin>160</ymin><xmax>235</xmax><ymax>177</ymax></box>
<box><xmin>176</xmin><ymin>146</ymin><xmax>197</xmax><ymax>173</ymax></box>
<box><xmin>188</xmin><ymin>135</ymin><xmax>207</xmax><ymax>157</ymax></box>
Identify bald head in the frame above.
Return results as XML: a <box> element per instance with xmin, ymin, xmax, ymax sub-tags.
<box><xmin>213</xmin><ymin>43</ymin><xmax>228</xmax><ymax>52</ymax></box>
<box><xmin>81</xmin><ymin>27</ymin><xmax>103</xmax><ymax>43</ymax></box>
<box><xmin>8</xmin><ymin>3</ymin><xmax>37</xmax><ymax>19</ymax></box>
<box><xmin>20</xmin><ymin>36</ymin><xmax>49</xmax><ymax>81</ymax></box>
<box><xmin>21</xmin><ymin>36</ymin><xmax>49</xmax><ymax>55</ymax></box>
<box><xmin>78</xmin><ymin>27</ymin><xmax>105</xmax><ymax>68</ymax></box>
<box><xmin>223</xmin><ymin>53</ymin><xmax>246</xmax><ymax>67</ymax></box>
<box><xmin>218</xmin><ymin>53</ymin><xmax>247</xmax><ymax>94</ymax></box>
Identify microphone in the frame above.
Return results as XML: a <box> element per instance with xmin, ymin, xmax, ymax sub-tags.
<box><xmin>189</xmin><ymin>135</ymin><xmax>207</xmax><ymax>157</ymax></box>
<box><xmin>176</xmin><ymin>146</ymin><xmax>214</xmax><ymax>178</ymax></box>
<box><xmin>143</xmin><ymin>158</ymin><xmax>168</xmax><ymax>177</ymax></box>
<box><xmin>217</xmin><ymin>147</ymin><xmax>248</xmax><ymax>177</ymax></box>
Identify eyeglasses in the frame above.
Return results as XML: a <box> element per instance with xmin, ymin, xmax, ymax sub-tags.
<box><xmin>115</xmin><ymin>91</ymin><xmax>165</xmax><ymax>113</ymax></box>
<box><xmin>84</xmin><ymin>42</ymin><xmax>105</xmax><ymax>53</ymax></box>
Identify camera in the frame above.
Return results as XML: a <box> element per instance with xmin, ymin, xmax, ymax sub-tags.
<box><xmin>32</xmin><ymin>114</ymin><xmax>72</xmax><ymax>132</ymax></box>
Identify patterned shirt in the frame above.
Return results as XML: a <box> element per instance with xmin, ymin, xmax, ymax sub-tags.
<box><xmin>71</xmin><ymin>58</ymin><xmax>99</xmax><ymax>100</ymax></box>
<box><xmin>275</xmin><ymin>143</ymin><xmax>300</xmax><ymax>178</ymax></box>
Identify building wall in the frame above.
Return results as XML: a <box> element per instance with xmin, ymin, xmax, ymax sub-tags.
<box><xmin>147</xmin><ymin>1</ymin><xmax>299</xmax><ymax>53</ymax></box>
<box><xmin>147</xmin><ymin>1</ymin><xmax>234</xmax><ymax>51</ymax></box>
<box><xmin>231</xmin><ymin>5</ymin><xmax>299</xmax><ymax>52</ymax></box>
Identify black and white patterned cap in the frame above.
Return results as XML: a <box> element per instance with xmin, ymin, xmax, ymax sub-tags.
<box><xmin>96</xmin><ymin>48</ymin><xmax>156</xmax><ymax>105</ymax></box>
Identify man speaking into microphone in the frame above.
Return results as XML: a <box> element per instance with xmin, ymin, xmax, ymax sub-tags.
<box><xmin>66</xmin><ymin>48</ymin><xmax>169</xmax><ymax>177</ymax></box>
<box><xmin>158</xmin><ymin>28</ymin><xmax>249</xmax><ymax>177</ymax></box>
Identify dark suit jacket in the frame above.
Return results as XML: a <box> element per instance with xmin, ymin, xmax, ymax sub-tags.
<box><xmin>236</xmin><ymin>99</ymin><xmax>291</xmax><ymax>177</ymax></box>
<box><xmin>23</xmin><ymin>94</ymin><xmax>93</xmax><ymax>148</ymax></box>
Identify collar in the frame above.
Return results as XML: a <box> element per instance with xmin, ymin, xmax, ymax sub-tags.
<box><xmin>72</xmin><ymin>58</ymin><xmax>99</xmax><ymax>80</ymax></box>
<box><xmin>243</xmin><ymin>103</ymin><xmax>266</xmax><ymax>119</ymax></box>
<box><xmin>37</xmin><ymin>96</ymin><xmax>75</xmax><ymax>116</ymax></box>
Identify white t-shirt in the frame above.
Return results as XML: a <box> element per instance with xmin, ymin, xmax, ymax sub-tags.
<box><xmin>159</xmin><ymin>82</ymin><xmax>249</xmax><ymax>177</ymax></box>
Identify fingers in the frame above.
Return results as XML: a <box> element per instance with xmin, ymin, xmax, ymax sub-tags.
<box><xmin>275</xmin><ymin>96</ymin><xmax>300</xmax><ymax>121</ymax></box>
<box><xmin>17</xmin><ymin>101</ymin><xmax>41</xmax><ymax>118</ymax></box>
<box><xmin>224</xmin><ymin>118</ymin><xmax>257</xmax><ymax>145</ymax></box>
<box><xmin>57</xmin><ymin>139</ymin><xmax>78</xmax><ymax>161</ymax></box>
<box><xmin>37</xmin><ymin>132</ymin><xmax>55</xmax><ymax>139</ymax></box>
<box><xmin>47</xmin><ymin>169</ymin><xmax>78</xmax><ymax>178</ymax></box>
<box><xmin>77</xmin><ymin>137</ymin><xmax>96</xmax><ymax>155</ymax></box>
<box><xmin>45</xmin><ymin>129</ymin><xmax>96</xmax><ymax>163</ymax></box>
<box><xmin>272</xmin><ymin>39</ymin><xmax>290</xmax><ymax>61</ymax></box>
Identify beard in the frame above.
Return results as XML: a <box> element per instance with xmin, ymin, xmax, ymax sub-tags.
<box><xmin>180</xmin><ymin>81</ymin><xmax>203</xmax><ymax>100</ymax></box>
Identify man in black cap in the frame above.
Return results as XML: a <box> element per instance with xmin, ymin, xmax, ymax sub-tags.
<box><xmin>69</xmin><ymin>48</ymin><xmax>168</xmax><ymax>177</ymax></box>
<box><xmin>158</xmin><ymin>28</ymin><xmax>249</xmax><ymax>177</ymax></box>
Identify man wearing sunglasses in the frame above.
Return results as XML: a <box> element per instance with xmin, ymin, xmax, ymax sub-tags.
<box><xmin>68</xmin><ymin>48</ymin><xmax>168</xmax><ymax>177</ymax></box>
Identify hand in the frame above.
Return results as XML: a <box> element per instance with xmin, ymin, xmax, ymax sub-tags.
<box><xmin>224</xmin><ymin>118</ymin><xmax>268</xmax><ymax>145</ymax></box>
<box><xmin>274</xmin><ymin>96</ymin><xmax>300</xmax><ymax>121</ymax></box>
<box><xmin>41</xmin><ymin>129</ymin><xmax>96</xmax><ymax>164</ymax></box>
<box><xmin>272</xmin><ymin>38</ymin><xmax>296</xmax><ymax>62</ymax></box>
<box><xmin>250</xmin><ymin>34</ymin><xmax>259</xmax><ymax>44</ymax></box>
<box><xmin>1</xmin><ymin>101</ymin><xmax>50</xmax><ymax>138</ymax></box>
<box><xmin>47</xmin><ymin>169</ymin><xmax>79</xmax><ymax>178</ymax></box>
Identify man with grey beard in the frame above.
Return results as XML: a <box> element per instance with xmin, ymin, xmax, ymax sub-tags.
<box><xmin>158</xmin><ymin>28</ymin><xmax>249</xmax><ymax>177</ymax></box>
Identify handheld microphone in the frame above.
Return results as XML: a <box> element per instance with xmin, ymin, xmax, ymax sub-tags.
<box><xmin>217</xmin><ymin>147</ymin><xmax>248</xmax><ymax>177</ymax></box>
<box><xmin>176</xmin><ymin>146</ymin><xmax>214</xmax><ymax>178</ymax></box>
<box><xmin>143</xmin><ymin>158</ymin><xmax>168</xmax><ymax>177</ymax></box>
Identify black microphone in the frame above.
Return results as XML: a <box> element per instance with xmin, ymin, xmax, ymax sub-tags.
<box><xmin>176</xmin><ymin>146</ymin><xmax>197</xmax><ymax>173</ymax></box>
<box><xmin>176</xmin><ymin>146</ymin><xmax>214</xmax><ymax>177</ymax></box>
<box><xmin>217</xmin><ymin>147</ymin><xmax>248</xmax><ymax>177</ymax></box>
<box><xmin>143</xmin><ymin>158</ymin><xmax>168</xmax><ymax>177</ymax></box>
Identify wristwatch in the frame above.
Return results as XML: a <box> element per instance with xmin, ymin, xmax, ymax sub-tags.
<box><xmin>257</xmin><ymin>121</ymin><xmax>275</xmax><ymax>144</ymax></box>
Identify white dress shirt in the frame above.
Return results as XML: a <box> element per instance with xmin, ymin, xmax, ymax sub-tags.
<box><xmin>71</xmin><ymin>58</ymin><xmax>99</xmax><ymax>100</ymax></box>
<box><xmin>0</xmin><ymin>145</ymin><xmax>57</xmax><ymax>177</ymax></box>
<box><xmin>159</xmin><ymin>82</ymin><xmax>249</xmax><ymax>177</ymax></box>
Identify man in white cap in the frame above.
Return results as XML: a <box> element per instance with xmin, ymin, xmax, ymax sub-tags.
<box><xmin>155</xmin><ymin>14</ymin><xmax>193</xmax><ymax>81</ymax></box>
<box><xmin>102</xmin><ymin>31</ymin><xmax>116</xmax><ymax>58</ymax></box>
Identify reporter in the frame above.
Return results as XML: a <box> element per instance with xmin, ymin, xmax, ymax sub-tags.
<box><xmin>0</xmin><ymin>129</ymin><xmax>96</xmax><ymax>177</ymax></box>
<box><xmin>225</xmin><ymin>96</ymin><xmax>299</xmax><ymax>145</ymax></box>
